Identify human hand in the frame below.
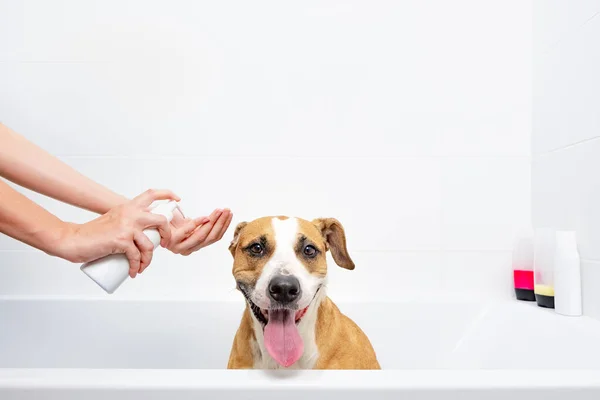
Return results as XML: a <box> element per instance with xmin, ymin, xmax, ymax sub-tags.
<box><xmin>58</xmin><ymin>189</ymin><xmax>180</xmax><ymax>278</ymax></box>
<box><xmin>166</xmin><ymin>208</ymin><xmax>233</xmax><ymax>256</ymax></box>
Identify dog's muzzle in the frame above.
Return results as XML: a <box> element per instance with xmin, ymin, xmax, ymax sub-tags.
<box><xmin>267</xmin><ymin>274</ymin><xmax>301</xmax><ymax>306</ymax></box>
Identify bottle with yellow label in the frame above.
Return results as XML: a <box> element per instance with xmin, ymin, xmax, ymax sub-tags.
<box><xmin>534</xmin><ymin>284</ymin><xmax>555</xmax><ymax>308</ymax></box>
<box><xmin>533</xmin><ymin>228</ymin><xmax>556</xmax><ymax>309</ymax></box>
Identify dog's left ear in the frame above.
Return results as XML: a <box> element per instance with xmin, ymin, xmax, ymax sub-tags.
<box><xmin>312</xmin><ymin>218</ymin><xmax>355</xmax><ymax>270</ymax></box>
<box><xmin>229</xmin><ymin>221</ymin><xmax>248</xmax><ymax>257</ymax></box>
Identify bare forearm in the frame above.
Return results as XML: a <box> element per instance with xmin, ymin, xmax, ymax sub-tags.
<box><xmin>0</xmin><ymin>179</ymin><xmax>71</xmax><ymax>258</ymax></box>
<box><xmin>0</xmin><ymin>123</ymin><xmax>127</xmax><ymax>214</ymax></box>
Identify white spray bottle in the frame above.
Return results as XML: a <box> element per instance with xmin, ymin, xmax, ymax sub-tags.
<box><xmin>554</xmin><ymin>231</ymin><xmax>582</xmax><ymax>316</ymax></box>
<box><xmin>80</xmin><ymin>200</ymin><xmax>182</xmax><ymax>294</ymax></box>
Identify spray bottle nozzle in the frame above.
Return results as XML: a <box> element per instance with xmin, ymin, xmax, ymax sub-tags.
<box><xmin>150</xmin><ymin>200</ymin><xmax>184</xmax><ymax>219</ymax></box>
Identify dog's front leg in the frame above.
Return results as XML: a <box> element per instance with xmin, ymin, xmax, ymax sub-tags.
<box><xmin>227</xmin><ymin>322</ymin><xmax>256</xmax><ymax>369</ymax></box>
<box><xmin>227</xmin><ymin>350</ymin><xmax>254</xmax><ymax>369</ymax></box>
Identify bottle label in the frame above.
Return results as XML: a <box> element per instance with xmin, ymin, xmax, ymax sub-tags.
<box><xmin>513</xmin><ymin>270</ymin><xmax>534</xmax><ymax>290</ymax></box>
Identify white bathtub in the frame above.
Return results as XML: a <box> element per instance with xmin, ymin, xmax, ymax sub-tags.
<box><xmin>1</xmin><ymin>297</ymin><xmax>600</xmax><ymax>399</ymax></box>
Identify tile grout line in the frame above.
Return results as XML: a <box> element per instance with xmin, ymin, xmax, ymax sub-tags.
<box><xmin>539</xmin><ymin>10</ymin><xmax>600</xmax><ymax>57</ymax></box>
<box><xmin>581</xmin><ymin>259</ymin><xmax>600</xmax><ymax>264</ymax></box>
<box><xmin>535</xmin><ymin>135</ymin><xmax>600</xmax><ymax>156</ymax></box>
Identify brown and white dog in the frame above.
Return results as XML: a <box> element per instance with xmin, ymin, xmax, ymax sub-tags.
<box><xmin>227</xmin><ymin>216</ymin><xmax>380</xmax><ymax>370</ymax></box>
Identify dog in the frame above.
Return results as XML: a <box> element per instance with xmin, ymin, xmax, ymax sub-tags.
<box><xmin>227</xmin><ymin>216</ymin><xmax>380</xmax><ymax>369</ymax></box>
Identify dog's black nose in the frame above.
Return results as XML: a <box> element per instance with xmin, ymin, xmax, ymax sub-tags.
<box><xmin>268</xmin><ymin>275</ymin><xmax>301</xmax><ymax>304</ymax></box>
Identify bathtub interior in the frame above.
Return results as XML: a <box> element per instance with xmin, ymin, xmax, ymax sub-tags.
<box><xmin>1</xmin><ymin>298</ymin><xmax>600</xmax><ymax>370</ymax></box>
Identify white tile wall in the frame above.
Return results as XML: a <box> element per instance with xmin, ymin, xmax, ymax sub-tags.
<box><xmin>532</xmin><ymin>140</ymin><xmax>600</xmax><ymax>261</ymax></box>
<box><xmin>441</xmin><ymin>252</ymin><xmax>514</xmax><ymax>299</ymax></box>
<box><xmin>582</xmin><ymin>260</ymin><xmax>600</xmax><ymax>319</ymax></box>
<box><xmin>533</xmin><ymin>0</ymin><xmax>600</xmax><ymax>56</ymax></box>
<box><xmin>533</xmin><ymin>5</ymin><xmax>600</xmax><ymax>154</ymax></box>
<box><xmin>0</xmin><ymin>1</ymin><xmax>24</xmax><ymax>62</ymax></box>
<box><xmin>0</xmin><ymin>0</ymin><xmax>532</xmax><ymax>301</ymax></box>
<box><xmin>532</xmin><ymin>1</ymin><xmax>600</xmax><ymax>319</ymax></box>
<box><xmin>441</xmin><ymin>157</ymin><xmax>531</xmax><ymax>251</ymax></box>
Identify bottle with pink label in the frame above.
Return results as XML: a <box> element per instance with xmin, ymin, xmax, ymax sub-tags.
<box><xmin>512</xmin><ymin>228</ymin><xmax>535</xmax><ymax>301</ymax></box>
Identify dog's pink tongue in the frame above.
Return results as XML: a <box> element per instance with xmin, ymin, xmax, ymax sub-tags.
<box><xmin>264</xmin><ymin>309</ymin><xmax>304</xmax><ymax>367</ymax></box>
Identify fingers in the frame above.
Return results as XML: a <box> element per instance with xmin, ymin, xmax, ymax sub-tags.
<box><xmin>179</xmin><ymin>209</ymin><xmax>233</xmax><ymax>255</ymax></box>
<box><xmin>170</xmin><ymin>218</ymin><xmax>202</xmax><ymax>248</ymax></box>
<box><xmin>204</xmin><ymin>208</ymin><xmax>224</xmax><ymax>222</ymax></box>
<box><xmin>133</xmin><ymin>189</ymin><xmax>180</xmax><ymax>207</ymax></box>
<box><xmin>124</xmin><ymin>243</ymin><xmax>142</xmax><ymax>278</ymax></box>
<box><xmin>177</xmin><ymin>209</ymin><xmax>223</xmax><ymax>253</ymax></box>
<box><xmin>219</xmin><ymin>211</ymin><xmax>233</xmax><ymax>240</ymax></box>
<box><xmin>168</xmin><ymin>218</ymin><xmax>209</xmax><ymax>254</ymax></box>
<box><xmin>152</xmin><ymin>205</ymin><xmax>232</xmax><ymax>256</ymax></box>
<box><xmin>103</xmin><ymin>189</ymin><xmax>182</xmax><ymax>280</ymax></box>
<box><xmin>205</xmin><ymin>209</ymin><xmax>232</xmax><ymax>244</ymax></box>
<box><xmin>194</xmin><ymin>216</ymin><xmax>211</xmax><ymax>226</ymax></box>
<box><xmin>169</xmin><ymin>208</ymin><xmax>187</xmax><ymax>228</ymax></box>
<box><xmin>134</xmin><ymin>232</ymin><xmax>154</xmax><ymax>274</ymax></box>
<box><xmin>138</xmin><ymin>213</ymin><xmax>172</xmax><ymax>247</ymax></box>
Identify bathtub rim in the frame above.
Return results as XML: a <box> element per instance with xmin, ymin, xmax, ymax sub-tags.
<box><xmin>1</xmin><ymin>369</ymin><xmax>600</xmax><ymax>391</ymax></box>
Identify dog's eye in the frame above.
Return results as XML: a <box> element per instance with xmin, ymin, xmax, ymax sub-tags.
<box><xmin>303</xmin><ymin>245</ymin><xmax>317</xmax><ymax>258</ymax></box>
<box><xmin>249</xmin><ymin>243</ymin><xmax>264</xmax><ymax>255</ymax></box>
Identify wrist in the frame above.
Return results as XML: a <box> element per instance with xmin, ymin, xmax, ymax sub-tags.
<box><xmin>95</xmin><ymin>194</ymin><xmax>129</xmax><ymax>215</ymax></box>
<box><xmin>48</xmin><ymin>222</ymin><xmax>82</xmax><ymax>262</ymax></box>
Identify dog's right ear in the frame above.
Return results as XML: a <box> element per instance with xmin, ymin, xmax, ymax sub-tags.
<box><xmin>229</xmin><ymin>221</ymin><xmax>248</xmax><ymax>257</ymax></box>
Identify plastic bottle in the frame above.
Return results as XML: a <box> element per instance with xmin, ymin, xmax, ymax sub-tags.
<box><xmin>512</xmin><ymin>228</ymin><xmax>535</xmax><ymax>301</ymax></box>
<box><xmin>533</xmin><ymin>228</ymin><xmax>556</xmax><ymax>309</ymax></box>
<box><xmin>80</xmin><ymin>200</ymin><xmax>182</xmax><ymax>294</ymax></box>
<box><xmin>554</xmin><ymin>231</ymin><xmax>582</xmax><ymax>316</ymax></box>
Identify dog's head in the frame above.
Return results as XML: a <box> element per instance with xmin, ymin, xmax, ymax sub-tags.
<box><xmin>229</xmin><ymin>216</ymin><xmax>354</xmax><ymax>367</ymax></box>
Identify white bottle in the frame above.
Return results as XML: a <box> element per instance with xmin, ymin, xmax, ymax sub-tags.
<box><xmin>554</xmin><ymin>230</ymin><xmax>582</xmax><ymax>317</ymax></box>
<box><xmin>80</xmin><ymin>200</ymin><xmax>182</xmax><ymax>294</ymax></box>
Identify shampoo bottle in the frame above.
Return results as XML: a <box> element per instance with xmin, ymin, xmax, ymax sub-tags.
<box><xmin>512</xmin><ymin>228</ymin><xmax>535</xmax><ymax>301</ymax></box>
<box><xmin>554</xmin><ymin>231</ymin><xmax>582</xmax><ymax>317</ymax></box>
<box><xmin>533</xmin><ymin>228</ymin><xmax>556</xmax><ymax>309</ymax></box>
<box><xmin>80</xmin><ymin>200</ymin><xmax>181</xmax><ymax>294</ymax></box>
